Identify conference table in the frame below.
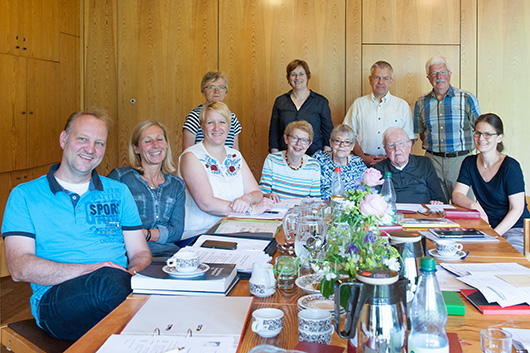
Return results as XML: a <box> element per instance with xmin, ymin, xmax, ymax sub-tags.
<box><xmin>64</xmin><ymin>213</ymin><xmax>530</xmax><ymax>353</ymax></box>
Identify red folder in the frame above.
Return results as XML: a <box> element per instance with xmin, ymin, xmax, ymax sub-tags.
<box><xmin>444</xmin><ymin>209</ymin><xmax>481</xmax><ymax>219</ymax></box>
<box><xmin>461</xmin><ymin>289</ymin><xmax>530</xmax><ymax>315</ymax></box>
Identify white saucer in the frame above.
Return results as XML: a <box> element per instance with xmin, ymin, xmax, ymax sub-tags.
<box><xmin>297</xmin><ymin>294</ymin><xmax>345</xmax><ymax>315</ymax></box>
<box><xmin>295</xmin><ymin>274</ymin><xmax>324</xmax><ymax>294</ymax></box>
<box><xmin>162</xmin><ymin>263</ymin><xmax>210</xmax><ymax>278</ymax></box>
<box><xmin>429</xmin><ymin>249</ymin><xmax>465</xmax><ymax>261</ymax></box>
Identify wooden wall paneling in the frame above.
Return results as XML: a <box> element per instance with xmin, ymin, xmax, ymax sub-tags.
<box><xmin>0</xmin><ymin>172</ymin><xmax>11</xmax><ymax>277</ymax></box>
<box><xmin>361</xmin><ymin>0</ymin><xmax>460</xmax><ymax>45</ymax></box>
<box><xmin>345</xmin><ymin>0</ymin><xmax>362</xmax><ymax>110</ymax></box>
<box><xmin>460</xmin><ymin>0</ymin><xmax>477</xmax><ymax>94</ymax></box>
<box><xmin>60</xmin><ymin>33</ymin><xmax>81</xmax><ymax>123</ymax></box>
<box><xmin>362</xmin><ymin>45</ymin><xmax>461</xmax><ymax>155</ymax></box>
<box><xmin>477</xmin><ymin>0</ymin><xmax>530</xmax><ymax>185</ymax></box>
<box><xmin>60</xmin><ymin>0</ymin><xmax>81</xmax><ymax>36</ymax></box>
<box><xmin>0</xmin><ymin>54</ymin><xmax>26</xmax><ymax>173</ymax></box>
<box><xmin>219</xmin><ymin>0</ymin><xmax>346</xmax><ymax>179</ymax></box>
<box><xmin>25</xmin><ymin>0</ymin><xmax>60</xmax><ymax>61</ymax></box>
<box><xmin>26</xmin><ymin>59</ymin><xmax>62</xmax><ymax>168</ymax></box>
<box><xmin>118</xmin><ymin>0</ymin><xmax>218</xmax><ymax>167</ymax></box>
<box><xmin>84</xmin><ymin>0</ymin><xmax>119</xmax><ymax>175</ymax></box>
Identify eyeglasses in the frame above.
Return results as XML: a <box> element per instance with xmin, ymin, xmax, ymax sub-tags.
<box><xmin>288</xmin><ymin>135</ymin><xmax>311</xmax><ymax>146</ymax></box>
<box><xmin>206</xmin><ymin>85</ymin><xmax>226</xmax><ymax>91</ymax></box>
<box><xmin>384</xmin><ymin>140</ymin><xmax>409</xmax><ymax>149</ymax></box>
<box><xmin>428</xmin><ymin>70</ymin><xmax>449</xmax><ymax>78</ymax></box>
<box><xmin>474</xmin><ymin>131</ymin><xmax>498</xmax><ymax>139</ymax></box>
<box><xmin>372</xmin><ymin>75</ymin><xmax>391</xmax><ymax>82</ymax></box>
<box><xmin>331</xmin><ymin>139</ymin><xmax>353</xmax><ymax>147</ymax></box>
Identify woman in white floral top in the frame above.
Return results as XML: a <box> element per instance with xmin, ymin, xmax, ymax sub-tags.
<box><xmin>179</xmin><ymin>102</ymin><xmax>273</xmax><ymax>238</ymax></box>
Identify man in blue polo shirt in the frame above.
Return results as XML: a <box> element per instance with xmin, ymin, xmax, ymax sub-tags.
<box><xmin>1</xmin><ymin>110</ymin><xmax>151</xmax><ymax>340</ymax></box>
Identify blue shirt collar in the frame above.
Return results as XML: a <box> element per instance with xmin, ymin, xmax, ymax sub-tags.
<box><xmin>47</xmin><ymin>163</ymin><xmax>104</xmax><ymax>194</ymax></box>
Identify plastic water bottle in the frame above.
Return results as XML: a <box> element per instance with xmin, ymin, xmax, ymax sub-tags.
<box><xmin>330</xmin><ymin>167</ymin><xmax>345</xmax><ymax>200</ymax></box>
<box><xmin>380</xmin><ymin>172</ymin><xmax>397</xmax><ymax>222</ymax></box>
<box><xmin>408</xmin><ymin>257</ymin><xmax>449</xmax><ymax>353</ymax></box>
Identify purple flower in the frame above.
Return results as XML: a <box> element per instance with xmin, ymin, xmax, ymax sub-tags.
<box><xmin>346</xmin><ymin>242</ymin><xmax>359</xmax><ymax>254</ymax></box>
<box><xmin>364</xmin><ymin>231</ymin><xmax>374</xmax><ymax>244</ymax></box>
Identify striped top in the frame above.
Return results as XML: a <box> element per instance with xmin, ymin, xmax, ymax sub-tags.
<box><xmin>259</xmin><ymin>152</ymin><xmax>321</xmax><ymax>199</ymax></box>
<box><xmin>414</xmin><ymin>86</ymin><xmax>481</xmax><ymax>153</ymax></box>
<box><xmin>182</xmin><ymin>104</ymin><xmax>242</xmax><ymax>148</ymax></box>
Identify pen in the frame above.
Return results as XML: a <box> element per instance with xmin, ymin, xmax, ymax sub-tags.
<box><xmin>264</xmin><ymin>211</ymin><xmax>279</xmax><ymax>214</ymax></box>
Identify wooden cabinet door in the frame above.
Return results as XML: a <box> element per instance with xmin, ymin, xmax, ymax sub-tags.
<box><xmin>26</xmin><ymin>59</ymin><xmax>62</xmax><ymax>168</ymax></box>
<box><xmin>0</xmin><ymin>0</ymin><xmax>24</xmax><ymax>56</ymax></box>
<box><xmin>24</xmin><ymin>0</ymin><xmax>59</xmax><ymax>61</ymax></box>
<box><xmin>0</xmin><ymin>54</ymin><xmax>27</xmax><ymax>173</ymax></box>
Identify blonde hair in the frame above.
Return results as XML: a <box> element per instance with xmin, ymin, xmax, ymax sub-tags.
<box><xmin>284</xmin><ymin>120</ymin><xmax>314</xmax><ymax>141</ymax></box>
<box><xmin>128</xmin><ymin>120</ymin><xmax>176</xmax><ymax>174</ymax></box>
<box><xmin>199</xmin><ymin>101</ymin><xmax>231</xmax><ymax>125</ymax></box>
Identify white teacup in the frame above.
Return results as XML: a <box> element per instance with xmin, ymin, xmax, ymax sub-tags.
<box><xmin>436</xmin><ymin>239</ymin><xmax>463</xmax><ymax>256</ymax></box>
<box><xmin>298</xmin><ymin>308</ymin><xmax>332</xmax><ymax>334</ymax></box>
<box><xmin>299</xmin><ymin>325</ymin><xmax>334</xmax><ymax>345</ymax></box>
<box><xmin>166</xmin><ymin>251</ymin><xmax>199</xmax><ymax>273</ymax></box>
<box><xmin>251</xmin><ymin>308</ymin><xmax>284</xmax><ymax>338</ymax></box>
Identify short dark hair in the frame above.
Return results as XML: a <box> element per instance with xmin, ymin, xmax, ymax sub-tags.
<box><xmin>475</xmin><ymin>113</ymin><xmax>504</xmax><ymax>152</ymax></box>
<box><xmin>286</xmin><ymin>59</ymin><xmax>311</xmax><ymax>81</ymax></box>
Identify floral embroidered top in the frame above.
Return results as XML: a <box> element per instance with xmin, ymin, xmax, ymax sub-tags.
<box><xmin>178</xmin><ymin>142</ymin><xmax>245</xmax><ymax>238</ymax></box>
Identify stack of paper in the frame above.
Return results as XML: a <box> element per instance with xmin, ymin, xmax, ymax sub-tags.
<box><xmin>442</xmin><ymin>262</ymin><xmax>530</xmax><ymax>307</ymax></box>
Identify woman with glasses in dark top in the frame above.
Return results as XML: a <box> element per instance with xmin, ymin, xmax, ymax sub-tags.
<box><xmin>313</xmin><ymin>124</ymin><xmax>367</xmax><ymax>200</ymax></box>
<box><xmin>268</xmin><ymin>59</ymin><xmax>334</xmax><ymax>156</ymax></box>
<box><xmin>452</xmin><ymin>113</ymin><xmax>530</xmax><ymax>254</ymax></box>
<box><xmin>260</xmin><ymin>120</ymin><xmax>321</xmax><ymax>201</ymax></box>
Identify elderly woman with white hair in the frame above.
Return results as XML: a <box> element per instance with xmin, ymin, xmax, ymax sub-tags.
<box><xmin>313</xmin><ymin>124</ymin><xmax>367</xmax><ymax>200</ymax></box>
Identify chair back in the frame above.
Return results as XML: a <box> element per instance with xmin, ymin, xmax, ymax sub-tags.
<box><xmin>523</xmin><ymin>218</ymin><xmax>530</xmax><ymax>260</ymax></box>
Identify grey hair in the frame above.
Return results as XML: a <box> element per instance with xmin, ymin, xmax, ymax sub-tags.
<box><xmin>330</xmin><ymin>124</ymin><xmax>355</xmax><ymax>141</ymax></box>
<box><xmin>425</xmin><ymin>56</ymin><xmax>452</xmax><ymax>75</ymax></box>
<box><xmin>382</xmin><ymin>126</ymin><xmax>408</xmax><ymax>145</ymax></box>
<box><xmin>370</xmin><ymin>61</ymin><xmax>394</xmax><ymax>78</ymax></box>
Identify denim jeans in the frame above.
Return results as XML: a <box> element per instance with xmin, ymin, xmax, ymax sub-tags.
<box><xmin>38</xmin><ymin>267</ymin><xmax>132</xmax><ymax>340</ymax></box>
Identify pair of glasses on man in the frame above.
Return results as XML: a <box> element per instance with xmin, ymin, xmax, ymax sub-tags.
<box><xmin>384</xmin><ymin>140</ymin><xmax>409</xmax><ymax>149</ymax></box>
<box><xmin>205</xmin><ymin>85</ymin><xmax>226</xmax><ymax>91</ymax></box>
<box><xmin>473</xmin><ymin>131</ymin><xmax>498</xmax><ymax>139</ymax></box>
<box><xmin>331</xmin><ymin>139</ymin><xmax>353</xmax><ymax>147</ymax></box>
<box><xmin>288</xmin><ymin>135</ymin><xmax>311</xmax><ymax>146</ymax></box>
<box><xmin>428</xmin><ymin>70</ymin><xmax>450</xmax><ymax>78</ymax></box>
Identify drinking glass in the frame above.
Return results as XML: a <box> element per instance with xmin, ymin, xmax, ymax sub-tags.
<box><xmin>275</xmin><ymin>256</ymin><xmax>296</xmax><ymax>290</ymax></box>
<box><xmin>481</xmin><ymin>328</ymin><xmax>512</xmax><ymax>353</ymax></box>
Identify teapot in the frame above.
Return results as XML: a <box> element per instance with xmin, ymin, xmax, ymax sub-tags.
<box><xmin>334</xmin><ymin>269</ymin><xmax>409</xmax><ymax>353</ymax></box>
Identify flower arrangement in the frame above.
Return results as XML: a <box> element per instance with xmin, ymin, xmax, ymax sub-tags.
<box><xmin>317</xmin><ymin>168</ymin><xmax>401</xmax><ymax>297</ymax></box>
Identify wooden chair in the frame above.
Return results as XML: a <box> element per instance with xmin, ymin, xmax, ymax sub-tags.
<box><xmin>523</xmin><ymin>218</ymin><xmax>530</xmax><ymax>260</ymax></box>
<box><xmin>1</xmin><ymin>319</ymin><xmax>74</xmax><ymax>353</ymax></box>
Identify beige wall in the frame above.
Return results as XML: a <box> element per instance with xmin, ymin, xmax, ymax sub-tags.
<box><xmin>83</xmin><ymin>0</ymin><xmax>529</xmax><ymax>190</ymax></box>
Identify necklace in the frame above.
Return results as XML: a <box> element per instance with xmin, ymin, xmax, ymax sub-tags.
<box><xmin>143</xmin><ymin>173</ymin><xmax>163</xmax><ymax>189</ymax></box>
<box><xmin>285</xmin><ymin>151</ymin><xmax>304</xmax><ymax>170</ymax></box>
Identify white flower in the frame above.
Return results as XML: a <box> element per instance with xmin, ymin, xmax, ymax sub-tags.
<box><xmin>383</xmin><ymin>257</ymin><xmax>401</xmax><ymax>271</ymax></box>
<box><xmin>325</xmin><ymin>272</ymin><xmax>338</xmax><ymax>281</ymax></box>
